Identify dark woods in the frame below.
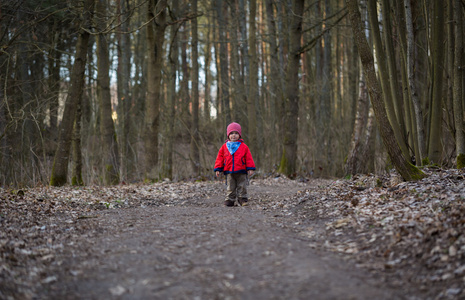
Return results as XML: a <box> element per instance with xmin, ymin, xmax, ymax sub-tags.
<box><xmin>0</xmin><ymin>0</ymin><xmax>464</xmax><ymax>187</ymax></box>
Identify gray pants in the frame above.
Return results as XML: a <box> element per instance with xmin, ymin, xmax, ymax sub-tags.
<box><xmin>226</xmin><ymin>173</ymin><xmax>248</xmax><ymax>201</ymax></box>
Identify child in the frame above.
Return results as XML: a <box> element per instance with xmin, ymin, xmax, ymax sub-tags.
<box><xmin>214</xmin><ymin>122</ymin><xmax>256</xmax><ymax>206</ymax></box>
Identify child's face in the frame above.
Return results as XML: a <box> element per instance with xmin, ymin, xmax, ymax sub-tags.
<box><xmin>228</xmin><ymin>131</ymin><xmax>240</xmax><ymax>142</ymax></box>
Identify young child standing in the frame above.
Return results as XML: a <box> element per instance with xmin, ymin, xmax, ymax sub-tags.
<box><xmin>214</xmin><ymin>122</ymin><xmax>256</xmax><ymax>206</ymax></box>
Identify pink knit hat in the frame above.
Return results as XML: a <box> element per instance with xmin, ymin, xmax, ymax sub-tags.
<box><xmin>227</xmin><ymin>122</ymin><xmax>242</xmax><ymax>137</ymax></box>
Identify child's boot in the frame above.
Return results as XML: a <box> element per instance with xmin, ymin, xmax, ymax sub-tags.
<box><xmin>238</xmin><ymin>198</ymin><xmax>248</xmax><ymax>206</ymax></box>
<box><xmin>224</xmin><ymin>200</ymin><xmax>235</xmax><ymax>207</ymax></box>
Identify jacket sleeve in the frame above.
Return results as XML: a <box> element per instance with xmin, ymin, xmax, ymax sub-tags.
<box><xmin>245</xmin><ymin>146</ymin><xmax>256</xmax><ymax>171</ymax></box>
<box><xmin>214</xmin><ymin>145</ymin><xmax>225</xmax><ymax>172</ymax></box>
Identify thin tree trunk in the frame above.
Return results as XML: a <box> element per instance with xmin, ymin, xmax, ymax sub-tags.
<box><xmin>276</xmin><ymin>0</ymin><xmax>287</xmax><ymax>144</ymax></box>
<box><xmin>348</xmin><ymin>36</ymin><xmax>360</xmax><ymax>146</ymax></box>
<box><xmin>401</xmin><ymin>54</ymin><xmax>418</xmax><ymax>163</ymax></box>
<box><xmin>428</xmin><ymin>0</ymin><xmax>446</xmax><ymax>164</ymax></box>
<box><xmin>395</xmin><ymin>0</ymin><xmax>418</xmax><ymax>163</ymax></box>
<box><xmin>162</xmin><ymin>0</ymin><xmax>179</xmax><ymax>180</ymax></box>
<box><xmin>453</xmin><ymin>0</ymin><xmax>465</xmax><ymax>168</ymax></box>
<box><xmin>346</xmin><ymin>0</ymin><xmax>425</xmax><ymax>181</ymax></box>
<box><xmin>204</xmin><ymin>20</ymin><xmax>212</xmax><ymax>120</ymax></box>
<box><xmin>381</xmin><ymin>0</ymin><xmax>406</xmax><ymax>138</ymax></box>
<box><xmin>446</xmin><ymin>0</ymin><xmax>455</xmax><ymax>142</ymax></box>
<box><xmin>231</xmin><ymin>0</ymin><xmax>246</xmax><ymax>126</ymax></box>
<box><xmin>72</xmin><ymin>99</ymin><xmax>84</xmax><ymax>186</ymax></box>
<box><xmin>216</xmin><ymin>0</ymin><xmax>231</xmax><ymax>126</ymax></box>
<box><xmin>47</xmin><ymin>23</ymin><xmax>63</xmax><ymax>156</ymax></box>
<box><xmin>367</xmin><ymin>0</ymin><xmax>409</xmax><ymax>160</ymax></box>
<box><xmin>248</xmin><ymin>0</ymin><xmax>259</xmax><ymax>165</ymax></box>
<box><xmin>180</xmin><ymin>28</ymin><xmax>191</xmax><ymax>137</ymax></box>
<box><xmin>145</xmin><ymin>0</ymin><xmax>167</xmax><ymax>180</ymax></box>
<box><xmin>405</xmin><ymin>0</ymin><xmax>427</xmax><ymax>165</ymax></box>
<box><xmin>229</xmin><ymin>4</ymin><xmax>239</xmax><ymax>123</ymax></box>
<box><xmin>117</xmin><ymin>0</ymin><xmax>132</xmax><ymax>182</ymax></box>
<box><xmin>345</xmin><ymin>72</ymin><xmax>369</xmax><ymax>176</ymax></box>
<box><xmin>322</xmin><ymin>0</ymin><xmax>332</xmax><ymax>173</ymax></box>
<box><xmin>278</xmin><ymin>0</ymin><xmax>304</xmax><ymax>178</ymax></box>
<box><xmin>265</xmin><ymin>0</ymin><xmax>281</xmax><ymax>162</ymax></box>
<box><xmin>190</xmin><ymin>0</ymin><xmax>200</xmax><ymax>175</ymax></box>
<box><xmin>315</xmin><ymin>1</ymin><xmax>324</xmax><ymax>168</ymax></box>
<box><xmin>18</xmin><ymin>38</ymin><xmax>36</xmax><ymax>180</ymax></box>
<box><xmin>96</xmin><ymin>0</ymin><xmax>120</xmax><ymax>185</ymax></box>
<box><xmin>50</xmin><ymin>0</ymin><xmax>94</xmax><ymax>186</ymax></box>
<box><xmin>358</xmin><ymin>105</ymin><xmax>376</xmax><ymax>174</ymax></box>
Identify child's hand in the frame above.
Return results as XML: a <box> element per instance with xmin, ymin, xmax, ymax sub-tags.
<box><xmin>216</xmin><ymin>171</ymin><xmax>220</xmax><ymax>177</ymax></box>
<box><xmin>248</xmin><ymin>170</ymin><xmax>254</xmax><ymax>176</ymax></box>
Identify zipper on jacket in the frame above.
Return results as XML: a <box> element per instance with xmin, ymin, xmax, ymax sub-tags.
<box><xmin>232</xmin><ymin>153</ymin><xmax>235</xmax><ymax>172</ymax></box>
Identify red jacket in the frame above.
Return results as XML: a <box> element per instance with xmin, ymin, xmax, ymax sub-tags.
<box><xmin>214</xmin><ymin>139</ymin><xmax>256</xmax><ymax>174</ymax></box>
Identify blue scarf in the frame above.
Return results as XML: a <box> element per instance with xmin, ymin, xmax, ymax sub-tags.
<box><xmin>226</xmin><ymin>141</ymin><xmax>241</xmax><ymax>155</ymax></box>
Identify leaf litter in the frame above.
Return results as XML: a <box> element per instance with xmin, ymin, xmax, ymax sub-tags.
<box><xmin>0</xmin><ymin>168</ymin><xmax>464</xmax><ymax>299</ymax></box>
<box><xmin>256</xmin><ymin>168</ymin><xmax>465</xmax><ymax>299</ymax></box>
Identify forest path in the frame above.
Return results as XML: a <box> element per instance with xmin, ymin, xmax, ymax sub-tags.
<box><xmin>40</xmin><ymin>183</ymin><xmax>402</xmax><ymax>300</ymax></box>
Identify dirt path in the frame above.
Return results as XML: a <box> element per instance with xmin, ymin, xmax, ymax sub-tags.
<box><xmin>37</xmin><ymin>183</ymin><xmax>403</xmax><ymax>300</ymax></box>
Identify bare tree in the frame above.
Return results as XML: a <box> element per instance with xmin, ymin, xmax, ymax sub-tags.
<box><xmin>367</xmin><ymin>0</ymin><xmax>409</xmax><ymax>160</ymax></box>
<box><xmin>117</xmin><ymin>0</ymin><xmax>132</xmax><ymax>182</ymax></box>
<box><xmin>346</xmin><ymin>0</ymin><xmax>425</xmax><ymax>181</ymax></box>
<box><xmin>161</xmin><ymin>0</ymin><xmax>179</xmax><ymax>180</ymax></box>
<box><xmin>265</xmin><ymin>0</ymin><xmax>282</xmax><ymax>163</ymax></box>
<box><xmin>96</xmin><ymin>0</ymin><xmax>120</xmax><ymax>185</ymax></box>
<box><xmin>248</xmin><ymin>0</ymin><xmax>259</xmax><ymax>164</ymax></box>
<box><xmin>144</xmin><ymin>0</ymin><xmax>167</xmax><ymax>180</ymax></box>
<box><xmin>72</xmin><ymin>99</ymin><xmax>84</xmax><ymax>186</ymax></box>
<box><xmin>428</xmin><ymin>0</ymin><xmax>446</xmax><ymax>164</ymax></box>
<box><xmin>404</xmin><ymin>0</ymin><xmax>427</xmax><ymax>165</ymax></box>
<box><xmin>345</xmin><ymin>73</ymin><xmax>369</xmax><ymax>176</ymax></box>
<box><xmin>50</xmin><ymin>0</ymin><xmax>95</xmax><ymax>186</ymax></box>
<box><xmin>278</xmin><ymin>0</ymin><xmax>304</xmax><ymax>178</ymax></box>
<box><xmin>216</xmin><ymin>0</ymin><xmax>231</xmax><ymax>126</ymax></box>
<box><xmin>453</xmin><ymin>0</ymin><xmax>465</xmax><ymax>168</ymax></box>
<box><xmin>191</xmin><ymin>0</ymin><xmax>200</xmax><ymax>175</ymax></box>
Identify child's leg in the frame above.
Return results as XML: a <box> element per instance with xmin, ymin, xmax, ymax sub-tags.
<box><xmin>225</xmin><ymin>174</ymin><xmax>237</xmax><ymax>203</ymax></box>
<box><xmin>236</xmin><ymin>173</ymin><xmax>248</xmax><ymax>205</ymax></box>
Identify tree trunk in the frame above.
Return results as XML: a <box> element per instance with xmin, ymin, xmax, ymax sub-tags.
<box><xmin>47</xmin><ymin>23</ymin><xmax>63</xmax><ymax>156</ymax></box>
<box><xmin>345</xmin><ymin>72</ymin><xmax>369</xmax><ymax>176</ymax></box>
<box><xmin>248</xmin><ymin>0</ymin><xmax>259</xmax><ymax>165</ymax></box>
<box><xmin>190</xmin><ymin>0</ymin><xmax>200</xmax><ymax>175</ymax></box>
<box><xmin>278</xmin><ymin>0</ymin><xmax>304</xmax><ymax>178</ymax></box>
<box><xmin>162</xmin><ymin>0</ymin><xmax>179</xmax><ymax>180</ymax></box>
<box><xmin>453</xmin><ymin>0</ymin><xmax>465</xmax><ymax>168</ymax></box>
<box><xmin>203</xmin><ymin>21</ymin><xmax>212</xmax><ymax>120</ymax></box>
<box><xmin>265</xmin><ymin>0</ymin><xmax>281</xmax><ymax>163</ymax></box>
<box><xmin>96</xmin><ymin>0</ymin><xmax>120</xmax><ymax>185</ymax></box>
<box><xmin>428</xmin><ymin>0</ymin><xmax>446</xmax><ymax>164</ymax></box>
<box><xmin>358</xmin><ymin>106</ymin><xmax>376</xmax><ymax>174</ymax></box>
<box><xmin>72</xmin><ymin>99</ymin><xmax>84</xmax><ymax>186</ymax></box>
<box><xmin>117</xmin><ymin>0</ymin><xmax>132</xmax><ymax>182</ymax></box>
<box><xmin>367</xmin><ymin>0</ymin><xmax>409</xmax><ymax>160</ymax></box>
<box><xmin>231</xmin><ymin>0</ymin><xmax>246</xmax><ymax>126</ymax></box>
<box><xmin>395</xmin><ymin>0</ymin><xmax>418</xmax><ymax>164</ymax></box>
<box><xmin>216</xmin><ymin>0</ymin><xmax>231</xmax><ymax>126</ymax></box>
<box><xmin>180</xmin><ymin>28</ymin><xmax>191</xmax><ymax>138</ymax></box>
<box><xmin>18</xmin><ymin>38</ymin><xmax>36</xmax><ymax>180</ymax></box>
<box><xmin>321</xmin><ymin>0</ymin><xmax>332</xmax><ymax>173</ymax></box>
<box><xmin>381</xmin><ymin>0</ymin><xmax>406</xmax><ymax>140</ymax></box>
<box><xmin>315</xmin><ymin>1</ymin><xmax>324</xmax><ymax>170</ymax></box>
<box><xmin>346</xmin><ymin>0</ymin><xmax>425</xmax><ymax>181</ymax></box>
<box><xmin>145</xmin><ymin>0</ymin><xmax>167</xmax><ymax>180</ymax></box>
<box><xmin>50</xmin><ymin>0</ymin><xmax>94</xmax><ymax>186</ymax></box>
<box><xmin>276</xmin><ymin>0</ymin><xmax>287</xmax><ymax>148</ymax></box>
<box><xmin>404</xmin><ymin>0</ymin><xmax>427</xmax><ymax>165</ymax></box>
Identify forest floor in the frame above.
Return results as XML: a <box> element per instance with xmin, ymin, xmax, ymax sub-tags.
<box><xmin>1</xmin><ymin>168</ymin><xmax>465</xmax><ymax>299</ymax></box>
